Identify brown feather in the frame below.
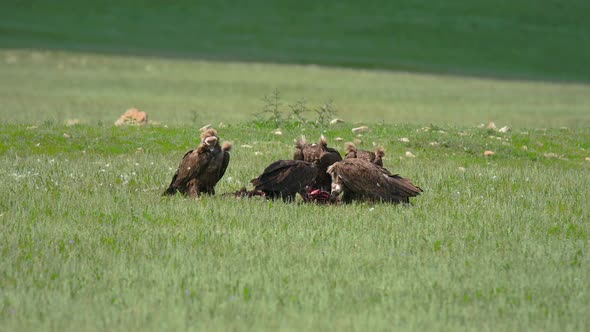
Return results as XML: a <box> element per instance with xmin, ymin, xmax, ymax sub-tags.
<box><xmin>344</xmin><ymin>142</ymin><xmax>384</xmax><ymax>166</ymax></box>
<box><xmin>293</xmin><ymin>136</ymin><xmax>342</xmax><ymax>191</ymax></box>
<box><xmin>163</xmin><ymin>128</ymin><xmax>231</xmax><ymax>197</ymax></box>
<box><xmin>328</xmin><ymin>158</ymin><xmax>421</xmax><ymax>203</ymax></box>
<box><xmin>251</xmin><ymin>160</ymin><xmax>318</xmax><ymax>201</ymax></box>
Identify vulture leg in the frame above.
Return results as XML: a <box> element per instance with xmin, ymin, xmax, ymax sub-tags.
<box><xmin>187</xmin><ymin>179</ymin><xmax>199</xmax><ymax>198</ymax></box>
<box><xmin>282</xmin><ymin>193</ymin><xmax>296</xmax><ymax>202</ymax></box>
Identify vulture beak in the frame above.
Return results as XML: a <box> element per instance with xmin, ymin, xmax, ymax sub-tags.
<box><xmin>331</xmin><ymin>183</ymin><xmax>342</xmax><ymax>197</ymax></box>
<box><xmin>204</xmin><ymin>136</ymin><xmax>218</xmax><ymax>150</ymax></box>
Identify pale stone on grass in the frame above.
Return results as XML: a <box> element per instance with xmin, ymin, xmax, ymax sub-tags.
<box><xmin>405</xmin><ymin>151</ymin><xmax>416</xmax><ymax>158</ymax></box>
<box><xmin>352</xmin><ymin>126</ymin><xmax>369</xmax><ymax>134</ymax></box>
<box><xmin>65</xmin><ymin>119</ymin><xmax>82</xmax><ymax>126</ymax></box>
<box><xmin>484</xmin><ymin>150</ymin><xmax>495</xmax><ymax>157</ymax></box>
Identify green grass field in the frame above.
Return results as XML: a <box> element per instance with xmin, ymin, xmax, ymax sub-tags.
<box><xmin>1</xmin><ymin>1</ymin><xmax>590</xmax><ymax>331</ymax></box>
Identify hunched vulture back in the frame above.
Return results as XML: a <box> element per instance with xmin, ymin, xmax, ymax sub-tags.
<box><xmin>293</xmin><ymin>136</ymin><xmax>342</xmax><ymax>191</ymax></box>
<box><xmin>327</xmin><ymin>158</ymin><xmax>422</xmax><ymax>203</ymax></box>
<box><xmin>251</xmin><ymin>159</ymin><xmax>318</xmax><ymax>201</ymax></box>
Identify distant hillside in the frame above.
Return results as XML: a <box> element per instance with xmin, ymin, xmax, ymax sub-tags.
<box><xmin>1</xmin><ymin>0</ymin><xmax>589</xmax><ymax>81</ymax></box>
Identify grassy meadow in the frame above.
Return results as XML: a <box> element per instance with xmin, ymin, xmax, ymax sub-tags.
<box><xmin>1</xmin><ymin>1</ymin><xmax>590</xmax><ymax>331</ymax></box>
<box><xmin>1</xmin><ymin>122</ymin><xmax>589</xmax><ymax>331</ymax></box>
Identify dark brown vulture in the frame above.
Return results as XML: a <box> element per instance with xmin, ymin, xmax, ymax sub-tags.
<box><xmin>327</xmin><ymin>158</ymin><xmax>422</xmax><ymax>204</ymax></box>
<box><xmin>293</xmin><ymin>136</ymin><xmax>342</xmax><ymax>191</ymax></box>
<box><xmin>344</xmin><ymin>142</ymin><xmax>384</xmax><ymax>167</ymax></box>
<box><xmin>163</xmin><ymin>128</ymin><xmax>231</xmax><ymax>197</ymax></box>
<box><xmin>250</xmin><ymin>160</ymin><xmax>318</xmax><ymax>201</ymax></box>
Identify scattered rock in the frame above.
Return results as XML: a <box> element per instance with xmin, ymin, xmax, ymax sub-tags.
<box><xmin>218</xmin><ymin>122</ymin><xmax>227</xmax><ymax>128</ymax></box>
<box><xmin>254</xmin><ymin>151</ymin><xmax>263</xmax><ymax>156</ymax></box>
<box><xmin>353</xmin><ymin>138</ymin><xmax>363</xmax><ymax>145</ymax></box>
<box><xmin>405</xmin><ymin>151</ymin><xmax>416</xmax><ymax>158</ymax></box>
<box><xmin>399</xmin><ymin>137</ymin><xmax>410</xmax><ymax>143</ymax></box>
<box><xmin>487</xmin><ymin>122</ymin><xmax>497</xmax><ymax>130</ymax></box>
<box><xmin>429</xmin><ymin>142</ymin><xmax>439</xmax><ymax>147</ymax></box>
<box><xmin>26</xmin><ymin>126</ymin><xmax>38</xmax><ymax>130</ymax></box>
<box><xmin>114</xmin><ymin>108</ymin><xmax>148</xmax><ymax>126</ymax></box>
<box><xmin>274</xmin><ymin>129</ymin><xmax>283</xmax><ymax>136</ymax></box>
<box><xmin>330</xmin><ymin>118</ymin><xmax>344</xmax><ymax>125</ymax></box>
<box><xmin>498</xmin><ymin>126</ymin><xmax>511</xmax><ymax>133</ymax></box>
<box><xmin>136</xmin><ymin>147</ymin><xmax>144</xmax><ymax>155</ymax></box>
<box><xmin>458</xmin><ymin>167</ymin><xmax>466</xmax><ymax>172</ymax></box>
<box><xmin>352</xmin><ymin>126</ymin><xmax>369</xmax><ymax>134</ymax></box>
<box><xmin>585</xmin><ymin>157</ymin><xmax>590</xmax><ymax>162</ymax></box>
<box><xmin>241</xmin><ymin>145</ymin><xmax>253</xmax><ymax>149</ymax></box>
<box><xmin>65</xmin><ymin>119</ymin><xmax>82</xmax><ymax>126</ymax></box>
<box><xmin>334</xmin><ymin>137</ymin><xmax>343</xmax><ymax>142</ymax></box>
<box><xmin>521</xmin><ymin>145</ymin><xmax>528</xmax><ymax>151</ymax></box>
<box><xmin>63</xmin><ymin>133</ymin><xmax>71</xmax><ymax>139</ymax></box>
<box><xmin>544</xmin><ymin>153</ymin><xmax>559</xmax><ymax>159</ymax></box>
<box><xmin>484</xmin><ymin>150</ymin><xmax>495</xmax><ymax>157</ymax></box>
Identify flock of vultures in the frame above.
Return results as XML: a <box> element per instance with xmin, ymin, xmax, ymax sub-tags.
<box><xmin>163</xmin><ymin>128</ymin><xmax>422</xmax><ymax>204</ymax></box>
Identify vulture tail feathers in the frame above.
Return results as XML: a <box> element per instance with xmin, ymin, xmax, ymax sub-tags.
<box><xmin>389</xmin><ymin>174</ymin><xmax>423</xmax><ymax>197</ymax></box>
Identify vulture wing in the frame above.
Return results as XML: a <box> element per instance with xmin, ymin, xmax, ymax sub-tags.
<box><xmin>335</xmin><ymin>159</ymin><xmax>421</xmax><ymax>202</ymax></box>
<box><xmin>251</xmin><ymin>160</ymin><xmax>318</xmax><ymax>193</ymax></box>
<box><xmin>218</xmin><ymin>147</ymin><xmax>231</xmax><ymax>181</ymax></box>
<box><xmin>163</xmin><ymin>148</ymin><xmax>213</xmax><ymax>195</ymax></box>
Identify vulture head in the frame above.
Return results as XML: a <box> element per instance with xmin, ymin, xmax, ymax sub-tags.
<box><xmin>201</xmin><ymin>128</ymin><xmax>220</xmax><ymax>151</ymax></box>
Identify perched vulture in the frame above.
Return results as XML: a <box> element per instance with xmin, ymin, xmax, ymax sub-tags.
<box><xmin>293</xmin><ymin>136</ymin><xmax>342</xmax><ymax>191</ymax></box>
<box><xmin>163</xmin><ymin>128</ymin><xmax>231</xmax><ymax>197</ymax></box>
<box><xmin>250</xmin><ymin>160</ymin><xmax>318</xmax><ymax>201</ymax></box>
<box><xmin>327</xmin><ymin>158</ymin><xmax>422</xmax><ymax>204</ymax></box>
<box><xmin>344</xmin><ymin>142</ymin><xmax>384</xmax><ymax>166</ymax></box>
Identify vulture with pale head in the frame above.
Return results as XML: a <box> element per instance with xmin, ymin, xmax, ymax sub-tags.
<box><xmin>250</xmin><ymin>160</ymin><xmax>318</xmax><ymax>201</ymax></box>
<box><xmin>163</xmin><ymin>128</ymin><xmax>231</xmax><ymax>197</ymax></box>
<box><xmin>344</xmin><ymin>142</ymin><xmax>384</xmax><ymax>166</ymax></box>
<box><xmin>293</xmin><ymin>136</ymin><xmax>342</xmax><ymax>191</ymax></box>
<box><xmin>327</xmin><ymin>158</ymin><xmax>422</xmax><ymax>204</ymax></box>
